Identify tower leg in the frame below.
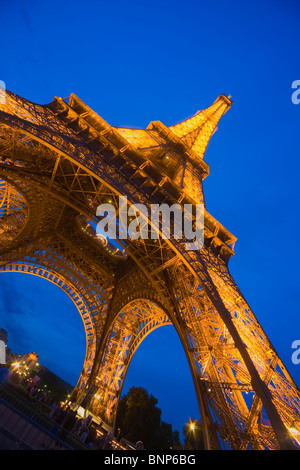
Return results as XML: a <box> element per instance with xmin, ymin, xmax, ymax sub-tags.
<box><xmin>194</xmin><ymin>254</ymin><xmax>298</xmax><ymax>450</ymax></box>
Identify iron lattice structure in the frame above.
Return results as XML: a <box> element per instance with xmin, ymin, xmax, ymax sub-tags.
<box><xmin>0</xmin><ymin>89</ymin><xmax>299</xmax><ymax>450</ymax></box>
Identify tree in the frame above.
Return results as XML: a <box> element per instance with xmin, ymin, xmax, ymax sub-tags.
<box><xmin>116</xmin><ymin>386</ymin><xmax>161</xmax><ymax>448</ymax></box>
<box><xmin>115</xmin><ymin>386</ymin><xmax>182</xmax><ymax>450</ymax></box>
<box><xmin>157</xmin><ymin>421</ymin><xmax>183</xmax><ymax>450</ymax></box>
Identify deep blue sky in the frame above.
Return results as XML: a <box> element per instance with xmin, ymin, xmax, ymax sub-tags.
<box><xmin>0</xmin><ymin>0</ymin><xmax>299</xmax><ymax>439</ymax></box>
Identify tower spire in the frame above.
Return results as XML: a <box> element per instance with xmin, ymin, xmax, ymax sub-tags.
<box><xmin>168</xmin><ymin>94</ymin><xmax>232</xmax><ymax>160</ymax></box>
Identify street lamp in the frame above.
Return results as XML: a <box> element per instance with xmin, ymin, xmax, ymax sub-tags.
<box><xmin>187</xmin><ymin>419</ymin><xmax>197</xmax><ymax>432</ymax></box>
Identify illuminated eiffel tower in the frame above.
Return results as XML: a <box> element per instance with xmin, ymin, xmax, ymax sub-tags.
<box><xmin>0</xmin><ymin>88</ymin><xmax>299</xmax><ymax>450</ymax></box>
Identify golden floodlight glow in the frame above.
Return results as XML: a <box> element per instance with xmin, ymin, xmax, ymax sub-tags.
<box><xmin>289</xmin><ymin>422</ymin><xmax>300</xmax><ymax>435</ymax></box>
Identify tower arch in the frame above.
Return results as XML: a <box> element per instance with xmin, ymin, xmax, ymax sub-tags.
<box><xmin>0</xmin><ymin>261</ymin><xmax>96</xmax><ymax>392</ymax></box>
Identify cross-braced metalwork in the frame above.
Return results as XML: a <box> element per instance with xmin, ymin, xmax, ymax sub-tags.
<box><xmin>0</xmin><ymin>90</ymin><xmax>299</xmax><ymax>450</ymax></box>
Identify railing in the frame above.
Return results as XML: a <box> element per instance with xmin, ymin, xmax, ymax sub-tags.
<box><xmin>0</xmin><ymin>384</ymin><xmax>90</xmax><ymax>450</ymax></box>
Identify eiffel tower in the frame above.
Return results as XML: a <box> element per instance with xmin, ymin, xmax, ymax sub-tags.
<box><xmin>0</xmin><ymin>89</ymin><xmax>299</xmax><ymax>450</ymax></box>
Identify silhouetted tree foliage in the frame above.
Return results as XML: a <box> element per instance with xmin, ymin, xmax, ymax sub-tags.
<box><xmin>158</xmin><ymin>421</ymin><xmax>182</xmax><ymax>450</ymax></box>
<box><xmin>183</xmin><ymin>419</ymin><xmax>205</xmax><ymax>450</ymax></box>
<box><xmin>35</xmin><ymin>366</ymin><xmax>72</xmax><ymax>402</ymax></box>
<box><xmin>115</xmin><ymin>386</ymin><xmax>182</xmax><ymax>450</ymax></box>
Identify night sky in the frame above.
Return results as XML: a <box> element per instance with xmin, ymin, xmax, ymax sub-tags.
<box><xmin>0</xmin><ymin>0</ymin><xmax>299</xmax><ymax>439</ymax></box>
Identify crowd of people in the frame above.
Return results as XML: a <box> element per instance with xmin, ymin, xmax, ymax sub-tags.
<box><xmin>0</xmin><ymin>367</ymin><xmax>125</xmax><ymax>450</ymax></box>
<box><xmin>48</xmin><ymin>402</ymin><xmax>119</xmax><ymax>450</ymax></box>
